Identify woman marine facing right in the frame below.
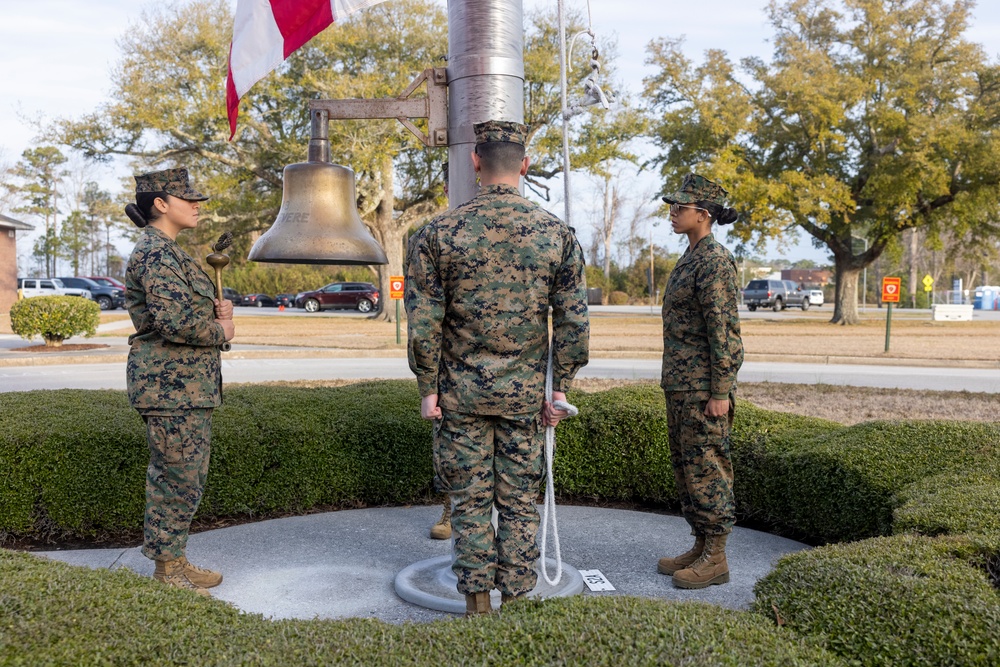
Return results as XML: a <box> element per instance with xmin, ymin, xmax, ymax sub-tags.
<box><xmin>657</xmin><ymin>173</ymin><xmax>744</xmax><ymax>589</ymax></box>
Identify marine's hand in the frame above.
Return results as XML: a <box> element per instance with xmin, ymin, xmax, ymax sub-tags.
<box><xmin>421</xmin><ymin>394</ymin><xmax>442</xmax><ymax>420</ymax></box>
<box><xmin>216</xmin><ymin>318</ymin><xmax>236</xmax><ymax>342</ymax></box>
<box><xmin>705</xmin><ymin>397</ymin><xmax>730</xmax><ymax>418</ymax></box>
<box><xmin>214</xmin><ymin>298</ymin><xmax>234</xmax><ymax>320</ymax></box>
<box><xmin>543</xmin><ymin>391</ymin><xmax>569</xmax><ymax>427</ymax></box>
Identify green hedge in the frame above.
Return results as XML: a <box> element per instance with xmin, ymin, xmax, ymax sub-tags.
<box><xmin>753</xmin><ymin>533</ymin><xmax>1000</xmax><ymax>666</ymax></box>
<box><xmin>731</xmin><ymin>407</ymin><xmax>1000</xmax><ymax>542</ymax></box>
<box><xmin>0</xmin><ymin>382</ymin><xmax>434</xmax><ymax>541</ymax></box>
<box><xmin>0</xmin><ymin>548</ymin><xmax>844</xmax><ymax>667</ymax></box>
<box><xmin>3</xmin><ymin>383</ymin><xmax>999</xmax><ymax>546</ymax></box>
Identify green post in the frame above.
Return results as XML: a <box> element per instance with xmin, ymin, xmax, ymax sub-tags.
<box><xmin>396</xmin><ymin>299</ymin><xmax>401</xmax><ymax>345</ymax></box>
<box><xmin>884</xmin><ymin>302</ymin><xmax>892</xmax><ymax>352</ymax></box>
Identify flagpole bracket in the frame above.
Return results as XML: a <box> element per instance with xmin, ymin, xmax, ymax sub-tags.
<box><xmin>309</xmin><ymin>67</ymin><xmax>449</xmax><ymax>147</ymax></box>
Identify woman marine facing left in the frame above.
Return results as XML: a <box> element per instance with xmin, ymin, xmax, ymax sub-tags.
<box><xmin>124</xmin><ymin>167</ymin><xmax>235</xmax><ymax>595</ymax></box>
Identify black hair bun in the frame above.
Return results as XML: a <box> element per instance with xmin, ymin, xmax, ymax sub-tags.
<box><xmin>125</xmin><ymin>203</ymin><xmax>148</xmax><ymax>228</ymax></box>
<box><xmin>717</xmin><ymin>207</ymin><xmax>739</xmax><ymax>226</ymax></box>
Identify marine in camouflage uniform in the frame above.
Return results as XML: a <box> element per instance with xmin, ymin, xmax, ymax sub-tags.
<box><xmin>405</xmin><ymin>121</ymin><xmax>589</xmax><ymax>609</ymax></box>
<box><xmin>658</xmin><ymin>174</ymin><xmax>744</xmax><ymax>589</ymax></box>
<box><xmin>124</xmin><ymin>168</ymin><xmax>231</xmax><ymax>594</ymax></box>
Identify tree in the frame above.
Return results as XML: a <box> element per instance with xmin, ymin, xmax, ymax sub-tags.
<box><xmin>643</xmin><ymin>0</ymin><xmax>1000</xmax><ymax>323</ymax></box>
<box><xmin>5</xmin><ymin>146</ymin><xmax>67</xmax><ymax>276</ymax></box>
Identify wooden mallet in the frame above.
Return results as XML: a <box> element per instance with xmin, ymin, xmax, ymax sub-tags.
<box><xmin>206</xmin><ymin>231</ymin><xmax>234</xmax><ymax>352</ymax></box>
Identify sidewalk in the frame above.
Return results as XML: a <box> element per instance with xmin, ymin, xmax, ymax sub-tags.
<box><xmin>36</xmin><ymin>505</ymin><xmax>807</xmax><ymax>623</ymax></box>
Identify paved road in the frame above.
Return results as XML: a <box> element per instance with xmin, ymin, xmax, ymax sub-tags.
<box><xmin>3</xmin><ymin>356</ymin><xmax>999</xmax><ymax>393</ymax></box>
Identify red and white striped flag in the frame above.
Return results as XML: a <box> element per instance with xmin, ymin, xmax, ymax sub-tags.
<box><xmin>226</xmin><ymin>0</ymin><xmax>388</xmax><ymax>140</ymax></box>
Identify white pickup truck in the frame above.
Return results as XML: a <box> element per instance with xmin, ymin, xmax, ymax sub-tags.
<box><xmin>17</xmin><ymin>278</ymin><xmax>93</xmax><ymax>300</ymax></box>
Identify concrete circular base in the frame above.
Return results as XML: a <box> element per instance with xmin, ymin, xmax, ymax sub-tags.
<box><xmin>394</xmin><ymin>555</ymin><xmax>585</xmax><ymax>614</ymax></box>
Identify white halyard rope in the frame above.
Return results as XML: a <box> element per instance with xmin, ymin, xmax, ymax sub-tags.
<box><xmin>539</xmin><ymin>342</ymin><xmax>578</xmax><ymax>586</ymax></box>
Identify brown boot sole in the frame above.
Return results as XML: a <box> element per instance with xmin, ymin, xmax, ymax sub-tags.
<box><xmin>672</xmin><ymin>571</ymin><xmax>730</xmax><ymax>590</ymax></box>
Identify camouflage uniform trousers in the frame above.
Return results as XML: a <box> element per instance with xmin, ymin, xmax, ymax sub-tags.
<box><xmin>140</xmin><ymin>409</ymin><xmax>212</xmax><ymax>561</ymax></box>
<box><xmin>434</xmin><ymin>409</ymin><xmax>544</xmax><ymax>596</ymax></box>
<box><xmin>664</xmin><ymin>390</ymin><xmax>736</xmax><ymax>536</ymax></box>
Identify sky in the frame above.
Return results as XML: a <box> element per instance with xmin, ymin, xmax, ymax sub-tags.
<box><xmin>2</xmin><ymin>0</ymin><xmax>999</xmax><ymax>271</ymax></box>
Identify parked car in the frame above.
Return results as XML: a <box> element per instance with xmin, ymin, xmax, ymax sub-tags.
<box><xmin>743</xmin><ymin>279</ymin><xmax>789</xmax><ymax>311</ymax></box>
<box><xmin>275</xmin><ymin>293</ymin><xmax>296</xmax><ymax>307</ymax></box>
<box><xmin>296</xmin><ymin>282</ymin><xmax>380</xmax><ymax>313</ymax></box>
<box><xmin>17</xmin><ymin>277</ymin><xmax>92</xmax><ymax>300</ymax></box>
<box><xmin>241</xmin><ymin>293</ymin><xmax>276</xmax><ymax>307</ymax></box>
<box><xmin>83</xmin><ymin>275</ymin><xmax>126</xmax><ymax>291</ymax></box>
<box><xmin>222</xmin><ymin>287</ymin><xmax>242</xmax><ymax>303</ymax></box>
<box><xmin>57</xmin><ymin>276</ymin><xmax>125</xmax><ymax>311</ymax></box>
<box><xmin>808</xmin><ymin>289</ymin><xmax>825</xmax><ymax>306</ymax></box>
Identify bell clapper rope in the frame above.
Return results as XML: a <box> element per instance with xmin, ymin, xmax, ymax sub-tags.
<box><xmin>540</xmin><ymin>342</ymin><xmax>579</xmax><ymax>586</ymax></box>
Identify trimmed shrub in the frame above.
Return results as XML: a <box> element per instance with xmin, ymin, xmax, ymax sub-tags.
<box><xmin>894</xmin><ymin>471</ymin><xmax>1000</xmax><ymax>536</ymax></box>
<box><xmin>557</xmin><ymin>385</ymin><xmax>675</xmax><ymax>503</ymax></box>
<box><xmin>753</xmin><ymin>533</ymin><xmax>1000</xmax><ymax>666</ymax></box>
<box><xmin>9</xmin><ymin>295</ymin><xmax>100</xmax><ymax>346</ymax></box>
<box><xmin>4</xmin><ymin>383</ymin><xmax>999</xmax><ymax>548</ymax></box>
<box><xmin>0</xmin><ymin>548</ymin><xmax>845</xmax><ymax>666</ymax></box>
<box><xmin>732</xmin><ymin>411</ymin><xmax>1000</xmax><ymax>542</ymax></box>
<box><xmin>608</xmin><ymin>290</ymin><xmax>630</xmax><ymax>305</ymax></box>
<box><xmin>0</xmin><ymin>382</ymin><xmax>433</xmax><ymax>542</ymax></box>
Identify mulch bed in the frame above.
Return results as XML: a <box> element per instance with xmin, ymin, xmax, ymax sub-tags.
<box><xmin>10</xmin><ymin>344</ymin><xmax>110</xmax><ymax>353</ymax></box>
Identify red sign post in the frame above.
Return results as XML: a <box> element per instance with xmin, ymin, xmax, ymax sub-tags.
<box><xmin>390</xmin><ymin>276</ymin><xmax>405</xmax><ymax>344</ymax></box>
<box><xmin>881</xmin><ymin>277</ymin><xmax>901</xmax><ymax>351</ymax></box>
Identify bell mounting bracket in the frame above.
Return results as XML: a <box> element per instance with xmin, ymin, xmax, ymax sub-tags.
<box><xmin>309</xmin><ymin>67</ymin><xmax>449</xmax><ymax>147</ymax></box>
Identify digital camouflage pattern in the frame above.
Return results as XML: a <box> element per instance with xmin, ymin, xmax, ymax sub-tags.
<box><xmin>473</xmin><ymin>120</ymin><xmax>528</xmax><ymax>146</ymax></box>
<box><xmin>434</xmin><ymin>410</ymin><xmax>543</xmax><ymax>595</ymax></box>
<box><xmin>141</xmin><ymin>410</ymin><xmax>212</xmax><ymax>560</ymax></box>
<box><xmin>664</xmin><ymin>390</ymin><xmax>736</xmax><ymax>535</ymax></box>
<box><xmin>406</xmin><ymin>181</ymin><xmax>588</xmax><ymax>596</ymax></box>
<box><xmin>134</xmin><ymin>167</ymin><xmax>210</xmax><ymax>201</ymax></box>
<box><xmin>660</xmin><ymin>233</ymin><xmax>743</xmax><ymax>399</ymax></box>
<box><xmin>662</xmin><ymin>173</ymin><xmax>729</xmax><ymax>206</ymax></box>
<box><xmin>126</xmin><ymin>226</ymin><xmax>225</xmax><ymax>412</ymax></box>
<box><xmin>405</xmin><ymin>183</ymin><xmax>589</xmax><ymax>414</ymax></box>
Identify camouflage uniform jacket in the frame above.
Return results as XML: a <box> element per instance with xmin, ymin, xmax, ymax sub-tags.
<box><xmin>661</xmin><ymin>234</ymin><xmax>743</xmax><ymax>399</ymax></box>
<box><xmin>125</xmin><ymin>226</ymin><xmax>225</xmax><ymax>414</ymax></box>
<box><xmin>405</xmin><ymin>183</ymin><xmax>590</xmax><ymax>415</ymax></box>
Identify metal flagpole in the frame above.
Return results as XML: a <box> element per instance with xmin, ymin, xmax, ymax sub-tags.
<box><xmin>446</xmin><ymin>0</ymin><xmax>526</xmax><ymax>208</ymax></box>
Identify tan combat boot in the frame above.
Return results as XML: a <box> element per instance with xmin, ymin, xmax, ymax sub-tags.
<box><xmin>672</xmin><ymin>533</ymin><xmax>730</xmax><ymax>589</ymax></box>
<box><xmin>465</xmin><ymin>591</ymin><xmax>493</xmax><ymax>617</ymax></box>
<box><xmin>177</xmin><ymin>555</ymin><xmax>223</xmax><ymax>588</ymax></box>
<box><xmin>153</xmin><ymin>558</ymin><xmax>210</xmax><ymax>596</ymax></box>
<box><xmin>429</xmin><ymin>501</ymin><xmax>452</xmax><ymax>540</ymax></box>
<box><xmin>657</xmin><ymin>534</ymin><xmax>705</xmax><ymax>575</ymax></box>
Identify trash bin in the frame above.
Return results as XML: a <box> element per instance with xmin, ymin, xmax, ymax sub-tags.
<box><xmin>587</xmin><ymin>288</ymin><xmax>603</xmax><ymax>306</ymax></box>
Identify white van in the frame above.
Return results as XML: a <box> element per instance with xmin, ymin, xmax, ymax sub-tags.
<box><xmin>17</xmin><ymin>278</ymin><xmax>92</xmax><ymax>300</ymax></box>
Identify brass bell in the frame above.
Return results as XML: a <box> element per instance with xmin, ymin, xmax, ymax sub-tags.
<box><xmin>248</xmin><ymin>109</ymin><xmax>388</xmax><ymax>265</ymax></box>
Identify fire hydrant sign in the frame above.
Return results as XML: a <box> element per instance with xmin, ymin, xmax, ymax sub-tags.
<box><xmin>881</xmin><ymin>276</ymin><xmax>901</xmax><ymax>303</ymax></box>
<box><xmin>389</xmin><ymin>276</ymin><xmax>405</xmax><ymax>300</ymax></box>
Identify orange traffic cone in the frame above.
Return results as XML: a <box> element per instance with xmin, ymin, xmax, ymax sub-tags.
<box><xmin>279</xmin><ymin>304</ymin><xmax>285</xmax><ymax>311</ymax></box>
